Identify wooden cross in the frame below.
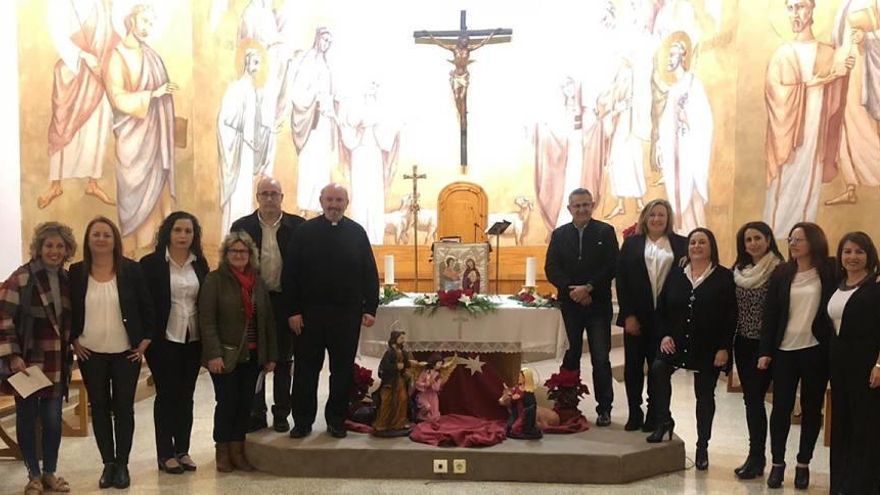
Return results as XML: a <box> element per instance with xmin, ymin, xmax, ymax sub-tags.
<box><xmin>414</xmin><ymin>10</ymin><xmax>512</xmax><ymax>170</ymax></box>
<box><xmin>403</xmin><ymin>164</ymin><xmax>427</xmax><ymax>291</ymax></box>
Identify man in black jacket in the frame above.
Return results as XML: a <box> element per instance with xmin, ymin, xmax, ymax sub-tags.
<box><xmin>545</xmin><ymin>188</ymin><xmax>619</xmax><ymax>426</ymax></box>
<box><xmin>231</xmin><ymin>177</ymin><xmax>304</xmax><ymax>432</ymax></box>
<box><xmin>285</xmin><ymin>183</ymin><xmax>379</xmax><ymax>438</ymax></box>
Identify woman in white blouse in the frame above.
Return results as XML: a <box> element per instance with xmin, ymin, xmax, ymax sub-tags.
<box><xmin>70</xmin><ymin>217</ymin><xmax>155</xmax><ymax>489</ymax></box>
<box><xmin>758</xmin><ymin>222</ymin><xmax>834</xmax><ymax>490</ymax></box>
<box><xmin>615</xmin><ymin>199</ymin><xmax>687</xmax><ymax>432</ymax></box>
<box><xmin>140</xmin><ymin>212</ymin><xmax>209</xmax><ymax>474</ymax></box>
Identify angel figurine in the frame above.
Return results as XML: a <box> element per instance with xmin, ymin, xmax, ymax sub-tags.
<box><xmin>372</xmin><ymin>330</ymin><xmax>418</xmax><ymax>437</ymax></box>
<box><xmin>411</xmin><ymin>353</ymin><xmax>459</xmax><ymax>422</ymax></box>
<box><xmin>499</xmin><ymin>368</ymin><xmax>543</xmax><ymax>439</ymax></box>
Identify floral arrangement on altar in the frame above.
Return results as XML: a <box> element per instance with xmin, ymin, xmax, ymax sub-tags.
<box><xmin>378</xmin><ymin>285</ymin><xmax>406</xmax><ymax>305</ymax></box>
<box><xmin>544</xmin><ymin>368</ymin><xmax>590</xmax><ymax>413</ymax></box>
<box><xmin>413</xmin><ymin>288</ymin><xmax>499</xmax><ymax>317</ymax></box>
<box><xmin>508</xmin><ymin>288</ymin><xmax>558</xmax><ymax>308</ymax></box>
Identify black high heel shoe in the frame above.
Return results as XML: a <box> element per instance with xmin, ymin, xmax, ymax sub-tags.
<box><xmin>735</xmin><ymin>455</ymin><xmax>765</xmax><ymax>480</ymax></box>
<box><xmin>646</xmin><ymin>419</ymin><xmax>675</xmax><ymax>443</ymax></box>
<box><xmin>767</xmin><ymin>463</ymin><xmax>785</xmax><ymax>489</ymax></box>
<box><xmin>695</xmin><ymin>447</ymin><xmax>709</xmax><ymax>470</ymax></box>
<box><xmin>794</xmin><ymin>466</ymin><xmax>809</xmax><ymax>490</ymax></box>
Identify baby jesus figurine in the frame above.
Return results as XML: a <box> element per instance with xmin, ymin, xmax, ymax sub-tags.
<box><xmin>412</xmin><ymin>354</ymin><xmax>459</xmax><ymax>422</ymax></box>
<box><xmin>499</xmin><ymin>368</ymin><xmax>546</xmax><ymax>439</ymax></box>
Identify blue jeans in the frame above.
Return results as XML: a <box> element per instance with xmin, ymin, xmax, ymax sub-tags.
<box><xmin>561</xmin><ymin>304</ymin><xmax>613</xmax><ymax>414</ymax></box>
<box><xmin>15</xmin><ymin>395</ymin><xmax>63</xmax><ymax>477</ymax></box>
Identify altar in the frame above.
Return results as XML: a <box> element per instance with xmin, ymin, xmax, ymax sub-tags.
<box><xmin>359</xmin><ymin>295</ymin><xmax>567</xmax><ymax>419</ymax></box>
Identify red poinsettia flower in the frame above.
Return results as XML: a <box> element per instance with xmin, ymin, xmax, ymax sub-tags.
<box><xmin>520</xmin><ymin>293</ymin><xmax>536</xmax><ymax>303</ymax></box>
<box><xmin>350</xmin><ymin>363</ymin><xmax>374</xmax><ymax>401</ymax></box>
<box><xmin>622</xmin><ymin>222</ymin><xmax>638</xmax><ymax>239</ymax></box>
<box><xmin>438</xmin><ymin>289</ymin><xmax>463</xmax><ymax>308</ymax></box>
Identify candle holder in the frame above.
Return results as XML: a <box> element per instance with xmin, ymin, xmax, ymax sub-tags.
<box><xmin>379</xmin><ymin>284</ymin><xmax>405</xmax><ymax>305</ymax></box>
<box><xmin>383</xmin><ymin>283</ymin><xmax>398</xmax><ymax>292</ymax></box>
<box><xmin>519</xmin><ymin>285</ymin><xmax>537</xmax><ymax>295</ymax></box>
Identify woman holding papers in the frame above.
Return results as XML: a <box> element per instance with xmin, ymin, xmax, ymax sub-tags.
<box><xmin>0</xmin><ymin>222</ymin><xmax>77</xmax><ymax>494</ymax></box>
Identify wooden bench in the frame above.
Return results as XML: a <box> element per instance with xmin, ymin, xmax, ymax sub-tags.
<box><xmin>0</xmin><ymin>394</ymin><xmax>22</xmax><ymax>459</ymax></box>
<box><xmin>61</xmin><ymin>368</ymin><xmax>89</xmax><ymax>437</ymax></box>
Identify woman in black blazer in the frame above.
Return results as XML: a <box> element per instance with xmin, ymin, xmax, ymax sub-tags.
<box><xmin>827</xmin><ymin>232</ymin><xmax>880</xmax><ymax>494</ymax></box>
<box><xmin>616</xmin><ymin>199</ymin><xmax>687</xmax><ymax>432</ymax></box>
<box><xmin>140</xmin><ymin>212</ymin><xmax>209</xmax><ymax>474</ymax></box>
<box><xmin>647</xmin><ymin>228</ymin><xmax>736</xmax><ymax>473</ymax></box>
<box><xmin>758</xmin><ymin>222</ymin><xmax>834</xmax><ymax>490</ymax></box>
<box><xmin>70</xmin><ymin>217</ymin><xmax>155</xmax><ymax>489</ymax></box>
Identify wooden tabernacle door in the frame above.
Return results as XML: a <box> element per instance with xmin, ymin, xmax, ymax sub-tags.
<box><xmin>437</xmin><ymin>182</ymin><xmax>488</xmax><ymax>243</ymax></box>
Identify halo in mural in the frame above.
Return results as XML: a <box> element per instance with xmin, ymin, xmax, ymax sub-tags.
<box><xmin>655</xmin><ymin>31</ymin><xmax>695</xmax><ymax>87</ymax></box>
<box><xmin>767</xmin><ymin>0</ymin><xmax>835</xmax><ymax>42</ymax></box>
<box><xmin>233</xmin><ymin>38</ymin><xmax>269</xmax><ymax>88</ymax></box>
<box><xmin>111</xmin><ymin>0</ymin><xmax>171</xmax><ymax>41</ymax></box>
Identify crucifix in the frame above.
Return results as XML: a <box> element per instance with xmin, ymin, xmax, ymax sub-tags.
<box><xmin>414</xmin><ymin>10</ymin><xmax>512</xmax><ymax>170</ymax></box>
<box><xmin>403</xmin><ymin>164</ymin><xmax>427</xmax><ymax>291</ymax></box>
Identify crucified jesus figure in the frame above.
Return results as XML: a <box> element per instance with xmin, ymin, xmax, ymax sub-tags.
<box><xmin>419</xmin><ymin>30</ymin><xmax>500</xmax><ymax>127</ymax></box>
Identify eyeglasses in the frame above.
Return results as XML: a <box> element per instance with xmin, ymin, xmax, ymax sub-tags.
<box><xmin>257</xmin><ymin>191</ymin><xmax>282</xmax><ymax>199</ymax></box>
<box><xmin>228</xmin><ymin>249</ymin><xmax>250</xmax><ymax>255</ymax></box>
<box><xmin>787</xmin><ymin>237</ymin><xmax>807</xmax><ymax>245</ymax></box>
<box><xmin>570</xmin><ymin>201</ymin><xmax>594</xmax><ymax>209</ymax></box>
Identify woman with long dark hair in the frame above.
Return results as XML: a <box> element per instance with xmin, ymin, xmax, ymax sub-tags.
<box><xmin>140</xmin><ymin>212</ymin><xmax>209</xmax><ymax>474</ymax></box>
<box><xmin>731</xmin><ymin>221</ymin><xmax>784</xmax><ymax>480</ymax></box>
<box><xmin>827</xmin><ymin>232</ymin><xmax>880</xmax><ymax>494</ymax></box>
<box><xmin>70</xmin><ymin>217</ymin><xmax>155</xmax><ymax>489</ymax></box>
<box><xmin>646</xmin><ymin>228</ymin><xmax>737</xmax><ymax>473</ymax></box>
<box><xmin>615</xmin><ymin>199</ymin><xmax>687</xmax><ymax>432</ymax></box>
<box><xmin>0</xmin><ymin>222</ymin><xmax>77</xmax><ymax>494</ymax></box>
<box><xmin>758</xmin><ymin>222</ymin><xmax>834</xmax><ymax>490</ymax></box>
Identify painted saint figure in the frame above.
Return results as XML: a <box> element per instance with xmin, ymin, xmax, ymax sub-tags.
<box><xmin>826</xmin><ymin>0</ymin><xmax>880</xmax><ymax>205</ymax></box>
<box><xmin>656</xmin><ymin>34</ymin><xmax>713</xmax><ymax>234</ymax></box>
<box><xmin>39</xmin><ymin>0</ymin><xmax>116</xmax><ymax>209</ymax></box>
<box><xmin>461</xmin><ymin>258</ymin><xmax>480</xmax><ymax>293</ymax></box>
<box><xmin>763</xmin><ymin>0</ymin><xmax>853</xmax><ymax>238</ymax></box>
<box><xmin>104</xmin><ymin>3</ymin><xmax>177</xmax><ymax>255</ymax></box>
<box><xmin>289</xmin><ymin>27</ymin><xmax>336</xmax><ymax>216</ymax></box>
<box><xmin>338</xmin><ymin>82</ymin><xmax>400</xmax><ymax>245</ymax></box>
<box><xmin>440</xmin><ymin>257</ymin><xmax>462</xmax><ymax>291</ymax></box>
<box><xmin>217</xmin><ymin>45</ymin><xmax>272</xmax><ymax>236</ymax></box>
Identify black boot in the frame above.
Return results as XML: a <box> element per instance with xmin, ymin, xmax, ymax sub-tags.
<box><xmin>735</xmin><ymin>455</ymin><xmax>766</xmax><ymax>480</ymax></box>
<box><xmin>695</xmin><ymin>447</ymin><xmax>709</xmax><ymax>471</ymax></box>
<box><xmin>625</xmin><ymin>409</ymin><xmax>644</xmax><ymax>431</ymax></box>
<box><xmin>98</xmin><ymin>463</ymin><xmax>115</xmax><ymax>489</ymax></box>
<box><xmin>767</xmin><ymin>463</ymin><xmax>785</xmax><ymax>489</ymax></box>
<box><xmin>646</xmin><ymin>419</ymin><xmax>675</xmax><ymax>443</ymax></box>
<box><xmin>113</xmin><ymin>463</ymin><xmax>130</xmax><ymax>489</ymax></box>
<box><xmin>794</xmin><ymin>466</ymin><xmax>809</xmax><ymax>490</ymax></box>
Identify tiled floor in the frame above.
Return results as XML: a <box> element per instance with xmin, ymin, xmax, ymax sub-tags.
<box><xmin>0</xmin><ymin>354</ymin><xmax>830</xmax><ymax>494</ymax></box>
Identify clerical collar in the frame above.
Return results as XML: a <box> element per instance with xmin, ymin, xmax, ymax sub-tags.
<box><xmin>258</xmin><ymin>211</ymin><xmax>282</xmax><ymax>228</ymax></box>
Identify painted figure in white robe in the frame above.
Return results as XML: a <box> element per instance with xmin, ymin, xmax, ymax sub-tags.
<box><xmin>290</xmin><ymin>27</ymin><xmax>336</xmax><ymax>216</ymax></box>
<box><xmin>338</xmin><ymin>82</ymin><xmax>400</xmax><ymax>245</ymax></box>
<box><xmin>825</xmin><ymin>0</ymin><xmax>880</xmax><ymax>205</ymax></box>
<box><xmin>600</xmin><ymin>58</ymin><xmax>647</xmax><ymax>220</ymax></box>
<box><xmin>218</xmin><ymin>47</ymin><xmax>272</xmax><ymax>237</ymax></box>
<box><xmin>763</xmin><ymin>0</ymin><xmax>852</xmax><ymax>238</ymax></box>
<box><xmin>39</xmin><ymin>0</ymin><xmax>115</xmax><ymax>209</ymax></box>
<box><xmin>105</xmin><ymin>4</ymin><xmax>177</xmax><ymax>255</ymax></box>
<box><xmin>238</xmin><ymin>0</ymin><xmax>288</xmax><ymax>178</ymax></box>
<box><xmin>656</xmin><ymin>36</ymin><xmax>713</xmax><ymax>234</ymax></box>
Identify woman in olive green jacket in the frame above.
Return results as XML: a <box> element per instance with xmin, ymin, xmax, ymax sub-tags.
<box><xmin>199</xmin><ymin>231</ymin><xmax>276</xmax><ymax>473</ymax></box>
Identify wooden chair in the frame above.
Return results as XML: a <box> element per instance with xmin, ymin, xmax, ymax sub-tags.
<box><xmin>0</xmin><ymin>395</ymin><xmax>22</xmax><ymax>459</ymax></box>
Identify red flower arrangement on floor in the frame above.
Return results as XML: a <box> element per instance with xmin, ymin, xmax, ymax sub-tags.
<box><xmin>544</xmin><ymin>368</ymin><xmax>590</xmax><ymax>414</ymax></box>
<box><xmin>351</xmin><ymin>363</ymin><xmax>374</xmax><ymax>403</ymax></box>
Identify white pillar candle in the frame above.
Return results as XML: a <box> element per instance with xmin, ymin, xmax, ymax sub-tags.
<box><xmin>384</xmin><ymin>255</ymin><xmax>395</xmax><ymax>285</ymax></box>
<box><xmin>525</xmin><ymin>257</ymin><xmax>537</xmax><ymax>287</ymax></box>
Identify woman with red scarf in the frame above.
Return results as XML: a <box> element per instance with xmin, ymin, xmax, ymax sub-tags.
<box><xmin>200</xmin><ymin>231</ymin><xmax>276</xmax><ymax>473</ymax></box>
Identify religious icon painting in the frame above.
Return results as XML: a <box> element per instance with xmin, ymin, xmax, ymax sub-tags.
<box><xmin>433</xmin><ymin>242</ymin><xmax>489</xmax><ymax>293</ymax></box>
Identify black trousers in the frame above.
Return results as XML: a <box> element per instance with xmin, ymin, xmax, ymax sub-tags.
<box><xmin>210</xmin><ymin>351</ymin><xmax>260</xmax><ymax>443</ymax></box>
<box><xmin>79</xmin><ymin>351</ymin><xmax>140</xmax><ymax>464</ymax></box>
<box><xmin>623</xmin><ymin>321</ymin><xmax>658</xmax><ymax>419</ymax></box>
<box><xmin>830</xmin><ymin>340</ymin><xmax>880</xmax><ymax>494</ymax></box>
<box><xmin>560</xmin><ymin>303</ymin><xmax>613</xmax><ymax>414</ymax></box>
<box><xmin>252</xmin><ymin>292</ymin><xmax>293</xmax><ymax>421</ymax></box>
<box><xmin>145</xmin><ymin>339</ymin><xmax>201</xmax><ymax>461</ymax></box>
<box><xmin>769</xmin><ymin>345</ymin><xmax>828</xmax><ymax>465</ymax></box>
<box><xmin>734</xmin><ymin>335</ymin><xmax>772</xmax><ymax>459</ymax></box>
<box><xmin>651</xmin><ymin>359</ymin><xmax>720</xmax><ymax>449</ymax></box>
<box><xmin>292</xmin><ymin>308</ymin><xmax>361</xmax><ymax>429</ymax></box>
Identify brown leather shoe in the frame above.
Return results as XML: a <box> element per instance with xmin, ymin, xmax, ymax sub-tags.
<box><xmin>229</xmin><ymin>441</ymin><xmax>255</xmax><ymax>472</ymax></box>
<box><xmin>215</xmin><ymin>443</ymin><xmax>233</xmax><ymax>473</ymax></box>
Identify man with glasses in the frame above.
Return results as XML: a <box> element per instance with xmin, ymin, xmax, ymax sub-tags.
<box><xmin>545</xmin><ymin>188</ymin><xmax>619</xmax><ymax>426</ymax></box>
<box><xmin>231</xmin><ymin>177</ymin><xmax>304</xmax><ymax>432</ymax></box>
